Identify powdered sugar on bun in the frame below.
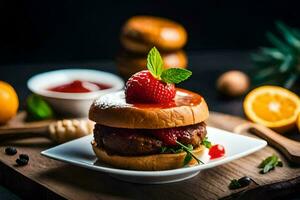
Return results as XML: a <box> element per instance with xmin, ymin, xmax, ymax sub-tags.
<box><xmin>89</xmin><ymin>88</ymin><xmax>209</xmax><ymax>129</ymax></box>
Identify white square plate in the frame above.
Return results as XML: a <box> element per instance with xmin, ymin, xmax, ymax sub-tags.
<box><xmin>41</xmin><ymin>126</ymin><xmax>267</xmax><ymax>184</ymax></box>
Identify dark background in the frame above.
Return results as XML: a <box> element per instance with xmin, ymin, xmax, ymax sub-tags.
<box><xmin>0</xmin><ymin>0</ymin><xmax>299</xmax><ymax>115</ymax></box>
<box><xmin>1</xmin><ymin>0</ymin><xmax>300</xmax><ymax>65</ymax></box>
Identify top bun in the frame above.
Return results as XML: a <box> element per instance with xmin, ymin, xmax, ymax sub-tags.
<box><xmin>121</xmin><ymin>16</ymin><xmax>187</xmax><ymax>53</ymax></box>
<box><xmin>89</xmin><ymin>89</ymin><xmax>209</xmax><ymax>129</ymax></box>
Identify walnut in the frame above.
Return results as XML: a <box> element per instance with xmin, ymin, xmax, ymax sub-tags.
<box><xmin>217</xmin><ymin>70</ymin><xmax>250</xmax><ymax>97</ymax></box>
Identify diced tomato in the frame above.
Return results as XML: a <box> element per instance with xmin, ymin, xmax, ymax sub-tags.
<box><xmin>209</xmin><ymin>144</ymin><xmax>225</xmax><ymax>159</ymax></box>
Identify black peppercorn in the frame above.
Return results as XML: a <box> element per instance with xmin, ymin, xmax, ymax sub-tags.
<box><xmin>5</xmin><ymin>147</ymin><xmax>17</xmax><ymax>155</ymax></box>
<box><xmin>19</xmin><ymin>154</ymin><xmax>29</xmax><ymax>161</ymax></box>
<box><xmin>16</xmin><ymin>158</ymin><xmax>28</xmax><ymax>166</ymax></box>
<box><xmin>238</xmin><ymin>176</ymin><xmax>252</xmax><ymax>187</ymax></box>
<box><xmin>229</xmin><ymin>176</ymin><xmax>252</xmax><ymax>190</ymax></box>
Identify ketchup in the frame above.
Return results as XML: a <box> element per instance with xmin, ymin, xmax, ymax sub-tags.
<box><xmin>48</xmin><ymin>80</ymin><xmax>111</xmax><ymax>93</ymax></box>
<box><xmin>132</xmin><ymin>89</ymin><xmax>203</xmax><ymax>109</ymax></box>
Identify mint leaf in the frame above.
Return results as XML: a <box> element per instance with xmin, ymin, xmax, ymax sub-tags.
<box><xmin>258</xmin><ymin>155</ymin><xmax>283</xmax><ymax>174</ymax></box>
<box><xmin>161</xmin><ymin>142</ymin><xmax>201</xmax><ymax>166</ymax></box>
<box><xmin>147</xmin><ymin>47</ymin><xmax>163</xmax><ymax>78</ymax></box>
<box><xmin>186</xmin><ymin>144</ymin><xmax>193</xmax><ymax>151</ymax></box>
<box><xmin>258</xmin><ymin>155</ymin><xmax>274</xmax><ymax>168</ymax></box>
<box><xmin>176</xmin><ymin>141</ymin><xmax>204</xmax><ymax>165</ymax></box>
<box><xmin>174</xmin><ymin>148</ymin><xmax>184</xmax><ymax>153</ymax></box>
<box><xmin>160</xmin><ymin>146</ymin><xmax>185</xmax><ymax>153</ymax></box>
<box><xmin>146</xmin><ymin>47</ymin><xmax>192</xmax><ymax>84</ymax></box>
<box><xmin>202</xmin><ymin>137</ymin><xmax>212</xmax><ymax>149</ymax></box>
<box><xmin>183</xmin><ymin>153</ymin><xmax>192</xmax><ymax>166</ymax></box>
<box><xmin>161</xmin><ymin>146</ymin><xmax>168</xmax><ymax>153</ymax></box>
<box><xmin>229</xmin><ymin>177</ymin><xmax>252</xmax><ymax>190</ymax></box>
<box><xmin>161</xmin><ymin>68</ymin><xmax>192</xmax><ymax>84</ymax></box>
<box><xmin>229</xmin><ymin>179</ymin><xmax>241</xmax><ymax>190</ymax></box>
<box><xmin>26</xmin><ymin>94</ymin><xmax>54</xmax><ymax>121</ymax></box>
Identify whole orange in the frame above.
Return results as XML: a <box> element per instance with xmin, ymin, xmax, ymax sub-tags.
<box><xmin>0</xmin><ymin>81</ymin><xmax>19</xmax><ymax>124</ymax></box>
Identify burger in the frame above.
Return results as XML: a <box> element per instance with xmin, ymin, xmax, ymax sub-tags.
<box><xmin>120</xmin><ymin>16</ymin><xmax>187</xmax><ymax>53</ymax></box>
<box><xmin>89</xmin><ymin>47</ymin><xmax>210</xmax><ymax>170</ymax></box>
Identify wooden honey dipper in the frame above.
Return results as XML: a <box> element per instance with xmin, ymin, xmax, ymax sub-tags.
<box><xmin>0</xmin><ymin>114</ymin><xmax>94</xmax><ymax>143</ymax></box>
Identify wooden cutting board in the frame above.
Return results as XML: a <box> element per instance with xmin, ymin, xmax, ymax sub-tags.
<box><xmin>0</xmin><ymin>112</ymin><xmax>300</xmax><ymax>200</ymax></box>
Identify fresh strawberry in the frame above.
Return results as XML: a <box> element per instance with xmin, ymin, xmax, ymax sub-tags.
<box><xmin>125</xmin><ymin>70</ymin><xmax>175</xmax><ymax>103</ymax></box>
<box><xmin>125</xmin><ymin>47</ymin><xmax>192</xmax><ymax>104</ymax></box>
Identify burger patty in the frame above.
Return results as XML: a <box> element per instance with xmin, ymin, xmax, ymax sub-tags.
<box><xmin>93</xmin><ymin>122</ymin><xmax>207</xmax><ymax>156</ymax></box>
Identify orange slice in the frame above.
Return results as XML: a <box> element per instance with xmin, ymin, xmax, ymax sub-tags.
<box><xmin>243</xmin><ymin>86</ymin><xmax>300</xmax><ymax>133</ymax></box>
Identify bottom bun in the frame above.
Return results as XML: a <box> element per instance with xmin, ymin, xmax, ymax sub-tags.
<box><xmin>92</xmin><ymin>141</ymin><xmax>205</xmax><ymax>171</ymax></box>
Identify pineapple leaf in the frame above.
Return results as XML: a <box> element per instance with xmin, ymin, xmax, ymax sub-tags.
<box><xmin>292</xmin><ymin>28</ymin><xmax>300</xmax><ymax>39</ymax></box>
<box><xmin>251</xmin><ymin>53</ymin><xmax>273</xmax><ymax>63</ymax></box>
<box><xmin>260</xmin><ymin>47</ymin><xmax>285</xmax><ymax>60</ymax></box>
<box><xmin>253</xmin><ymin>77</ymin><xmax>278</xmax><ymax>86</ymax></box>
<box><xmin>284</xmin><ymin>73</ymin><xmax>298</xmax><ymax>89</ymax></box>
<box><xmin>251</xmin><ymin>52</ymin><xmax>282</xmax><ymax>68</ymax></box>
<box><xmin>251</xmin><ymin>21</ymin><xmax>300</xmax><ymax>90</ymax></box>
<box><xmin>276</xmin><ymin>21</ymin><xmax>300</xmax><ymax>51</ymax></box>
<box><xmin>266</xmin><ymin>32</ymin><xmax>291</xmax><ymax>54</ymax></box>
<box><xmin>279</xmin><ymin>55</ymin><xmax>294</xmax><ymax>73</ymax></box>
<box><xmin>253</xmin><ymin>67</ymin><xmax>278</xmax><ymax>82</ymax></box>
<box><xmin>297</xmin><ymin>63</ymin><xmax>300</xmax><ymax>73</ymax></box>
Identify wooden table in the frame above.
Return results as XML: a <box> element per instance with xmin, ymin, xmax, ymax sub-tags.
<box><xmin>1</xmin><ymin>112</ymin><xmax>300</xmax><ymax>200</ymax></box>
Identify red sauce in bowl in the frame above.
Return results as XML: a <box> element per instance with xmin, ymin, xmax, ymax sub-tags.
<box><xmin>48</xmin><ymin>80</ymin><xmax>111</xmax><ymax>93</ymax></box>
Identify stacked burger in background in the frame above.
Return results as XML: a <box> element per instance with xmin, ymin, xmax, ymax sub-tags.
<box><xmin>117</xmin><ymin>16</ymin><xmax>188</xmax><ymax>79</ymax></box>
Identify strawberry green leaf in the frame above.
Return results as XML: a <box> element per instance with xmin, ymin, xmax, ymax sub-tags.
<box><xmin>147</xmin><ymin>47</ymin><xmax>164</xmax><ymax>78</ymax></box>
<box><xmin>161</xmin><ymin>68</ymin><xmax>192</xmax><ymax>84</ymax></box>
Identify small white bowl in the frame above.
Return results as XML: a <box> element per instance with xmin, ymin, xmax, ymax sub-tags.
<box><xmin>27</xmin><ymin>69</ymin><xmax>124</xmax><ymax>117</ymax></box>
